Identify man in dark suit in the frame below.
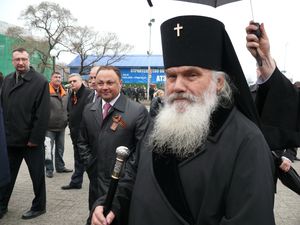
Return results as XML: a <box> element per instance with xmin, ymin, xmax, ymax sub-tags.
<box><xmin>0</xmin><ymin>47</ymin><xmax>50</xmax><ymax>219</ymax></box>
<box><xmin>246</xmin><ymin>22</ymin><xmax>300</xmax><ymax>194</ymax></box>
<box><xmin>61</xmin><ymin>73</ymin><xmax>92</xmax><ymax>190</ymax></box>
<box><xmin>246</xmin><ymin>23</ymin><xmax>300</xmax><ymax>168</ymax></box>
<box><xmin>78</xmin><ymin>66</ymin><xmax>149</xmax><ymax>224</ymax></box>
<box><xmin>0</xmin><ymin>105</ymin><xmax>10</xmax><ymax>189</ymax></box>
<box><xmin>0</xmin><ymin>71</ymin><xmax>4</xmax><ymax>91</ymax></box>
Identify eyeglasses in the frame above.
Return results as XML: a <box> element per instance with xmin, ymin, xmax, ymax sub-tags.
<box><xmin>13</xmin><ymin>58</ymin><xmax>29</xmax><ymax>62</ymax></box>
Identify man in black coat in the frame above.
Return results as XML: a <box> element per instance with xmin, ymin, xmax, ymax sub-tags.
<box><xmin>0</xmin><ymin>47</ymin><xmax>50</xmax><ymax>220</ymax></box>
<box><xmin>78</xmin><ymin>66</ymin><xmax>149</xmax><ymax>224</ymax></box>
<box><xmin>0</xmin><ymin>105</ymin><xmax>10</xmax><ymax>189</ymax></box>
<box><xmin>0</xmin><ymin>71</ymin><xmax>4</xmax><ymax>91</ymax></box>
<box><xmin>246</xmin><ymin>23</ymin><xmax>300</xmax><ymax>181</ymax></box>
<box><xmin>61</xmin><ymin>73</ymin><xmax>92</xmax><ymax>190</ymax></box>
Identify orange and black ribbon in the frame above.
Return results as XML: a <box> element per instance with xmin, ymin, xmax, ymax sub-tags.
<box><xmin>71</xmin><ymin>92</ymin><xmax>77</xmax><ymax>105</ymax></box>
<box><xmin>110</xmin><ymin>115</ymin><xmax>126</xmax><ymax>131</ymax></box>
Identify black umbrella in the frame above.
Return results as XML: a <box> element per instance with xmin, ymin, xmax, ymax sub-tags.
<box><xmin>273</xmin><ymin>152</ymin><xmax>300</xmax><ymax>195</ymax></box>
<box><xmin>278</xmin><ymin>166</ymin><xmax>300</xmax><ymax>195</ymax></box>
<box><xmin>175</xmin><ymin>0</ymin><xmax>257</xmax><ymax>20</ymax></box>
<box><xmin>147</xmin><ymin>0</ymin><xmax>242</xmax><ymax>7</ymax></box>
<box><xmin>174</xmin><ymin>0</ymin><xmax>241</xmax><ymax>7</ymax></box>
<box><xmin>147</xmin><ymin>0</ymin><xmax>256</xmax><ymax>20</ymax></box>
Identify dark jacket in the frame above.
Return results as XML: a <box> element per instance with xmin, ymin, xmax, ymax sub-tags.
<box><xmin>79</xmin><ymin>94</ymin><xmax>149</xmax><ymax>224</ymax></box>
<box><xmin>149</xmin><ymin>96</ymin><xmax>164</xmax><ymax>118</ymax></box>
<box><xmin>128</xmin><ymin>108</ymin><xmax>275</xmax><ymax>225</ymax></box>
<box><xmin>48</xmin><ymin>84</ymin><xmax>68</xmax><ymax>131</ymax></box>
<box><xmin>1</xmin><ymin>67</ymin><xmax>50</xmax><ymax>147</ymax></box>
<box><xmin>67</xmin><ymin>84</ymin><xmax>92</xmax><ymax>140</ymax></box>
<box><xmin>250</xmin><ymin>67</ymin><xmax>300</xmax><ymax>150</ymax></box>
<box><xmin>0</xmin><ymin>105</ymin><xmax>10</xmax><ymax>187</ymax></box>
<box><xmin>79</xmin><ymin>93</ymin><xmax>149</xmax><ymax>170</ymax></box>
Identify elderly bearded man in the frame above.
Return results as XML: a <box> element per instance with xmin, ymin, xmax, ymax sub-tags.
<box><xmin>91</xmin><ymin>16</ymin><xmax>275</xmax><ymax>225</ymax></box>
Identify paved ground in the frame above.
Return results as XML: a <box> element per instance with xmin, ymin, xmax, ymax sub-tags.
<box><xmin>1</xmin><ymin>128</ymin><xmax>300</xmax><ymax>225</ymax></box>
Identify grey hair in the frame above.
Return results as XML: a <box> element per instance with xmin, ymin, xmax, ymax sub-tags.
<box><xmin>68</xmin><ymin>73</ymin><xmax>82</xmax><ymax>81</ymax></box>
<box><xmin>212</xmin><ymin>71</ymin><xmax>233</xmax><ymax>108</ymax></box>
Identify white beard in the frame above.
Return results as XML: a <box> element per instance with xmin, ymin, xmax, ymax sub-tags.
<box><xmin>149</xmin><ymin>81</ymin><xmax>219</xmax><ymax>159</ymax></box>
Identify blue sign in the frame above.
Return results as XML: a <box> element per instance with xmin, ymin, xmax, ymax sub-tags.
<box><xmin>69</xmin><ymin>67</ymin><xmax>166</xmax><ymax>84</ymax></box>
<box><xmin>120</xmin><ymin>67</ymin><xmax>165</xmax><ymax>84</ymax></box>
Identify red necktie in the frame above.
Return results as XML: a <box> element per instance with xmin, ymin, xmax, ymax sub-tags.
<box><xmin>103</xmin><ymin>102</ymin><xmax>111</xmax><ymax>120</ymax></box>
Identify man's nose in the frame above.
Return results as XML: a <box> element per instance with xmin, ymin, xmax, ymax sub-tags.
<box><xmin>173</xmin><ymin>76</ymin><xmax>186</xmax><ymax>93</ymax></box>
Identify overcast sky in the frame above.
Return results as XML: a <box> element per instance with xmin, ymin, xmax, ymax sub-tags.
<box><xmin>1</xmin><ymin>0</ymin><xmax>300</xmax><ymax>82</ymax></box>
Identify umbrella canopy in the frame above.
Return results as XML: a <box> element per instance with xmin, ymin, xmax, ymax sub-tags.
<box><xmin>147</xmin><ymin>0</ymin><xmax>256</xmax><ymax>20</ymax></box>
<box><xmin>174</xmin><ymin>0</ymin><xmax>241</xmax><ymax>7</ymax></box>
<box><xmin>147</xmin><ymin>0</ymin><xmax>242</xmax><ymax>7</ymax></box>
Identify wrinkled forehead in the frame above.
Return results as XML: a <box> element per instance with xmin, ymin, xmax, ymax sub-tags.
<box><xmin>165</xmin><ymin>66</ymin><xmax>213</xmax><ymax>76</ymax></box>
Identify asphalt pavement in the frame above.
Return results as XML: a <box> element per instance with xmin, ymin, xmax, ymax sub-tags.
<box><xmin>0</xmin><ymin>127</ymin><xmax>299</xmax><ymax>225</ymax></box>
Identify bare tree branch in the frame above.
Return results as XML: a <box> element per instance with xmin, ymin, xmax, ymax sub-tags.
<box><xmin>20</xmin><ymin>1</ymin><xmax>76</xmax><ymax>73</ymax></box>
<box><xmin>63</xmin><ymin>26</ymin><xmax>133</xmax><ymax>74</ymax></box>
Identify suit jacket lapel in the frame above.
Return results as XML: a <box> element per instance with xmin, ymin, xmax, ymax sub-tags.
<box><xmin>90</xmin><ymin>98</ymin><xmax>103</xmax><ymax>126</ymax></box>
<box><xmin>106</xmin><ymin>94</ymin><xmax>127</xmax><ymax>118</ymax></box>
<box><xmin>9</xmin><ymin>69</ymin><xmax>34</xmax><ymax>94</ymax></box>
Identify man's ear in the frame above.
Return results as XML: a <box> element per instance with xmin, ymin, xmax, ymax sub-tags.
<box><xmin>216</xmin><ymin>76</ymin><xmax>225</xmax><ymax>93</ymax></box>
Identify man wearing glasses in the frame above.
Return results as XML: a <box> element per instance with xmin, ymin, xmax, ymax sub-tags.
<box><xmin>0</xmin><ymin>47</ymin><xmax>50</xmax><ymax>219</ymax></box>
<box><xmin>61</xmin><ymin>74</ymin><xmax>92</xmax><ymax>190</ymax></box>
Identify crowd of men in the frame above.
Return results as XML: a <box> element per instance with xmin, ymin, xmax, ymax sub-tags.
<box><xmin>0</xmin><ymin>15</ymin><xmax>299</xmax><ymax>225</ymax></box>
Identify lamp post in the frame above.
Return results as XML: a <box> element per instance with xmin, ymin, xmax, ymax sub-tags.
<box><xmin>49</xmin><ymin>49</ymin><xmax>57</xmax><ymax>73</ymax></box>
<box><xmin>147</xmin><ymin>18</ymin><xmax>155</xmax><ymax>101</ymax></box>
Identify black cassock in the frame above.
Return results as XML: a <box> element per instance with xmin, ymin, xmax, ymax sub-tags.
<box><xmin>128</xmin><ymin>107</ymin><xmax>275</xmax><ymax>225</ymax></box>
<box><xmin>250</xmin><ymin>67</ymin><xmax>300</xmax><ymax>194</ymax></box>
<box><xmin>250</xmin><ymin>67</ymin><xmax>300</xmax><ymax>150</ymax></box>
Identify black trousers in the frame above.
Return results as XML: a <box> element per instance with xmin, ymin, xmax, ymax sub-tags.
<box><xmin>86</xmin><ymin>163</ymin><xmax>98</xmax><ymax>210</ymax></box>
<box><xmin>69</xmin><ymin>134</ymin><xmax>85</xmax><ymax>187</ymax></box>
<box><xmin>86</xmin><ymin>163</ymin><xmax>98</xmax><ymax>225</ymax></box>
<box><xmin>0</xmin><ymin>146</ymin><xmax>46</xmax><ymax>211</ymax></box>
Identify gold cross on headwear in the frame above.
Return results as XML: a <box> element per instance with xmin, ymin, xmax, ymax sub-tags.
<box><xmin>174</xmin><ymin>23</ymin><xmax>183</xmax><ymax>37</ymax></box>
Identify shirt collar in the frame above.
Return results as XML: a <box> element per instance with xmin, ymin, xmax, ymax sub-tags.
<box><xmin>101</xmin><ymin>93</ymin><xmax>120</xmax><ymax>109</ymax></box>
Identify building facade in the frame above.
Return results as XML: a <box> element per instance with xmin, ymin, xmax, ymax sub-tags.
<box><xmin>68</xmin><ymin>55</ymin><xmax>165</xmax><ymax>86</ymax></box>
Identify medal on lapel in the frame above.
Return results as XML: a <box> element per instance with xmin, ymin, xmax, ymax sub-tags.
<box><xmin>110</xmin><ymin>115</ymin><xmax>127</xmax><ymax>131</ymax></box>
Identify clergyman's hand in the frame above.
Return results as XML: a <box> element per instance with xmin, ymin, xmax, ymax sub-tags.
<box><xmin>92</xmin><ymin>206</ymin><xmax>115</xmax><ymax>225</ymax></box>
<box><xmin>279</xmin><ymin>158</ymin><xmax>291</xmax><ymax>173</ymax></box>
<box><xmin>246</xmin><ymin>22</ymin><xmax>276</xmax><ymax>80</ymax></box>
<box><xmin>246</xmin><ymin>22</ymin><xmax>270</xmax><ymax>59</ymax></box>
